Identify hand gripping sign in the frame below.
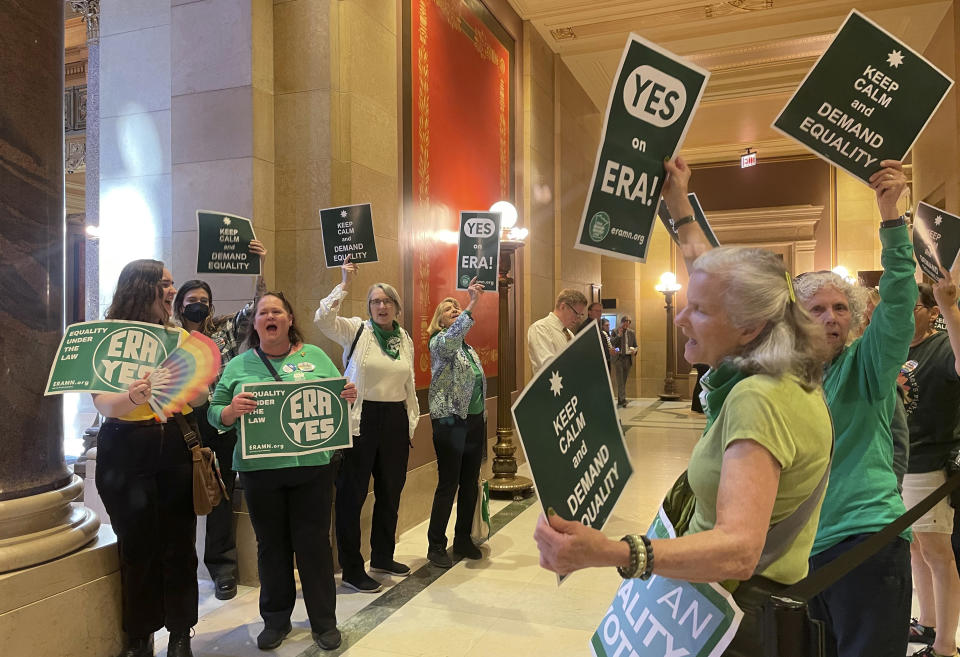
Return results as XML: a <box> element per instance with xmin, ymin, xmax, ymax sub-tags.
<box><xmin>575</xmin><ymin>34</ymin><xmax>709</xmax><ymax>263</ymax></box>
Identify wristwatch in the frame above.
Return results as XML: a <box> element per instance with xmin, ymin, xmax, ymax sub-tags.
<box><xmin>880</xmin><ymin>215</ymin><xmax>907</xmax><ymax>229</ymax></box>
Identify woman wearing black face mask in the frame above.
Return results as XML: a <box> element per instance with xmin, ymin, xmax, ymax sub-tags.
<box><xmin>172</xmin><ymin>240</ymin><xmax>267</xmax><ymax>601</ymax></box>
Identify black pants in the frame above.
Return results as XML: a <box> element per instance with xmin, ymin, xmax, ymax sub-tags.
<box><xmin>240</xmin><ymin>465</ymin><xmax>336</xmax><ymax>633</ymax></box>
<box><xmin>427</xmin><ymin>413</ymin><xmax>485</xmax><ymax>549</ymax></box>
<box><xmin>807</xmin><ymin>534</ymin><xmax>911</xmax><ymax>657</ymax></box>
<box><xmin>335</xmin><ymin>400</ymin><xmax>410</xmax><ymax>575</ymax></box>
<box><xmin>195</xmin><ymin>403</ymin><xmax>238</xmax><ymax>582</ymax></box>
<box><xmin>96</xmin><ymin>420</ymin><xmax>198</xmax><ymax>637</ymax></box>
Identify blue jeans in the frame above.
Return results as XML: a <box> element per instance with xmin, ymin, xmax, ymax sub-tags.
<box><xmin>807</xmin><ymin>534</ymin><xmax>911</xmax><ymax>657</ymax></box>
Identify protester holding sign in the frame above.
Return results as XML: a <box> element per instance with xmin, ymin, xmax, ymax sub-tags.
<box><xmin>92</xmin><ymin>260</ymin><xmax>207</xmax><ymax>657</ymax></box>
<box><xmin>314</xmin><ymin>255</ymin><xmax>419</xmax><ymax>593</ymax></box>
<box><xmin>899</xmin><ymin>277</ymin><xmax>960</xmax><ymax>657</ymax></box>
<box><xmin>534</xmin><ymin>159</ymin><xmax>833</xmax><ymax>656</ymax></box>
<box><xmin>425</xmin><ymin>278</ymin><xmax>487</xmax><ymax>568</ymax></box>
<box><xmin>792</xmin><ymin>160</ymin><xmax>915</xmax><ymax>657</ymax></box>
<box><xmin>208</xmin><ymin>292</ymin><xmax>356</xmax><ymax>652</ymax></box>
<box><xmin>172</xmin><ymin>239</ymin><xmax>266</xmax><ymax>602</ymax></box>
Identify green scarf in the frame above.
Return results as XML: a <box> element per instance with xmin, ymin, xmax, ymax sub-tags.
<box><xmin>371</xmin><ymin>320</ymin><xmax>402</xmax><ymax>360</ymax></box>
<box><xmin>700</xmin><ymin>360</ymin><xmax>749</xmax><ymax>434</ymax></box>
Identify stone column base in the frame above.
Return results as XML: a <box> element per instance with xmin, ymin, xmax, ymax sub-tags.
<box><xmin>0</xmin><ymin>474</ymin><xmax>100</xmax><ymax>572</ymax></box>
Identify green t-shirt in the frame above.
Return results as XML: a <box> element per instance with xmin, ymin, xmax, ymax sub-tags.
<box><xmin>686</xmin><ymin>374</ymin><xmax>832</xmax><ymax>585</ymax></box>
<box><xmin>209</xmin><ymin>344</ymin><xmax>342</xmax><ymax>471</ymax></box>
<box><xmin>467</xmin><ymin>349</ymin><xmax>485</xmax><ymax>415</ymax></box>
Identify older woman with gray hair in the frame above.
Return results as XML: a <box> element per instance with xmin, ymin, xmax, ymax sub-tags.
<box><xmin>314</xmin><ymin>255</ymin><xmax>419</xmax><ymax>594</ymax></box>
<box><xmin>535</xmin><ymin>158</ymin><xmax>833</xmax><ymax>655</ymax></box>
<box><xmin>425</xmin><ymin>278</ymin><xmax>487</xmax><ymax>568</ymax></box>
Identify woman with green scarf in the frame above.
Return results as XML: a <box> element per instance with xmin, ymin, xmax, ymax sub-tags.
<box><xmin>534</xmin><ymin>157</ymin><xmax>834</xmax><ymax>655</ymax></box>
<box><xmin>314</xmin><ymin>255</ymin><xmax>420</xmax><ymax>594</ymax></box>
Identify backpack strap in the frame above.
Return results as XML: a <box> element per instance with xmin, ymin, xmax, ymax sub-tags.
<box><xmin>345</xmin><ymin>324</ymin><xmax>364</xmax><ymax>365</ymax></box>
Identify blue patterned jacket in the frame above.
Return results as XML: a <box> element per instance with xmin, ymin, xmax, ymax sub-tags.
<box><xmin>429</xmin><ymin>311</ymin><xmax>487</xmax><ymax>420</ymax></box>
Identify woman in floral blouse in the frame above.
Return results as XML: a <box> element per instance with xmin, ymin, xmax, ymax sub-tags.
<box><xmin>425</xmin><ymin>277</ymin><xmax>487</xmax><ymax>568</ymax></box>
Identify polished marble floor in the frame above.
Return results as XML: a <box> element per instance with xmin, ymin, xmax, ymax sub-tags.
<box><xmin>149</xmin><ymin>399</ymin><xmax>954</xmax><ymax>657</ymax></box>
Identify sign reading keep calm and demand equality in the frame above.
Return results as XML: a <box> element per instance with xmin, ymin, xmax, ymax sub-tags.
<box><xmin>913</xmin><ymin>202</ymin><xmax>960</xmax><ymax>281</ymax></box>
<box><xmin>319</xmin><ymin>203</ymin><xmax>379</xmax><ymax>268</ymax></box>
<box><xmin>512</xmin><ymin>324</ymin><xmax>633</xmax><ymax>544</ymax></box>
<box><xmin>45</xmin><ymin>320</ymin><xmax>182</xmax><ymax>395</ymax></box>
<box><xmin>773</xmin><ymin>10</ymin><xmax>953</xmax><ymax>185</ymax></box>
<box><xmin>239</xmin><ymin>379</ymin><xmax>352</xmax><ymax>459</ymax></box>
<box><xmin>196</xmin><ymin>211</ymin><xmax>261</xmax><ymax>275</ymax></box>
<box><xmin>575</xmin><ymin>34</ymin><xmax>709</xmax><ymax>263</ymax></box>
<box><xmin>456</xmin><ymin>211</ymin><xmax>501</xmax><ymax>291</ymax></box>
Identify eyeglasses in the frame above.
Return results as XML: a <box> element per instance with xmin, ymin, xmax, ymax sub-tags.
<box><xmin>370</xmin><ymin>298</ymin><xmax>394</xmax><ymax>307</ymax></box>
<box><xmin>564</xmin><ymin>302</ymin><xmax>586</xmax><ymax>320</ymax></box>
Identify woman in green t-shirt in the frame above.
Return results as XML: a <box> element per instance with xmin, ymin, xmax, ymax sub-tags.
<box><xmin>424</xmin><ymin>278</ymin><xmax>486</xmax><ymax>568</ymax></box>
<box><xmin>533</xmin><ymin>158</ymin><xmax>834</xmax><ymax>655</ymax></box>
<box><xmin>209</xmin><ymin>292</ymin><xmax>356</xmax><ymax>653</ymax></box>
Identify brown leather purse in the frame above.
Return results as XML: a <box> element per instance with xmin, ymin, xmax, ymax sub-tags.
<box><xmin>173</xmin><ymin>413</ymin><xmax>228</xmax><ymax>515</ymax></box>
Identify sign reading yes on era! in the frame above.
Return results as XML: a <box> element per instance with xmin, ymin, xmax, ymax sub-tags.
<box><xmin>45</xmin><ymin>320</ymin><xmax>182</xmax><ymax>395</ymax></box>
<box><xmin>575</xmin><ymin>34</ymin><xmax>709</xmax><ymax>263</ymax></box>
<box><xmin>512</xmin><ymin>325</ymin><xmax>633</xmax><ymax>574</ymax></box>
<box><xmin>456</xmin><ymin>211</ymin><xmax>500</xmax><ymax>291</ymax></box>
<box><xmin>240</xmin><ymin>379</ymin><xmax>352</xmax><ymax>459</ymax></box>
<box><xmin>773</xmin><ymin>10</ymin><xmax>953</xmax><ymax>184</ymax></box>
<box><xmin>319</xmin><ymin>203</ymin><xmax>379</xmax><ymax>268</ymax></box>
<box><xmin>196</xmin><ymin>211</ymin><xmax>261</xmax><ymax>275</ymax></box>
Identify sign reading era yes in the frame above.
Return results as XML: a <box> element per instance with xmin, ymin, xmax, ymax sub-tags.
<box><xmin>512</xmin><ymin>325</ymin><xmax>633</xmax><ymax>533</ymax></box>
<box><xmin>240</xmin><ymin>379</ymin><xmax>352</xmax><ymax>459</ymax></box>
<box><xmin>319</xmin><ymin>203</ymin><xmax>379</xmax><ymax>268</ymax></box>
<box><xmin>456</xmin><ymin>211</ymin><xmax>500</xmax><ymax>291</ymax></box>
<box><xmin>913</xmin><ymin>202</ymin><xmax>960</xmax><ymax>281</ymax></box>
<box><xmin>773</xmin><ymin>10</ymin><xmax>953</xmax><ymax>184</ymax></box>
<box><xmin>576</xmin><ymin>34</ymin><xmax>709</xmax><ymax>263</ymax></box>
<box><xmin>196</xmin><ymin>211</ymin><xmax>261</xmax><ymax>275</ymax></box>
<box><xmin>45</xmin><ymin>320</ymin><xmax>182</xmax><ymax>395</ymax></box>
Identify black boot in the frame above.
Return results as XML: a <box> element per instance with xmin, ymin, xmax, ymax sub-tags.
<box><xmin>118</xmin><ymin>635</ymin><xmax>153</xmax><ymax>657</ymax></box>
<box><xmin>167</xmin><ymin>630</ymin><xmax>194</xmax><ymax>657</ymax></box>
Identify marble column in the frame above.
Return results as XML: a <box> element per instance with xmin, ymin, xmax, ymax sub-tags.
<box><xmin>0</xmin><ymin>0</ymin><xmax>99</xmax><ymax>573</ymax></box>
<box><xmin>75</xmin><ymin>0</ymin><xmax>101</xmax><ymax>323</ymax></box>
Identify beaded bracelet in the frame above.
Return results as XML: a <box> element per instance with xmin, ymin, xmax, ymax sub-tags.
<box><xmin>638</xmin><ymin>534</ymin><xmax>654</xmax><ymax>580</ymax></box>
<box><xmin>671</xmin><ymin>215</ymin><xmax>696</xmax><ymax>231</ymax></box>
<box><xmin>617</xmin><ymin>534</ymin><xmax>648</xmax><ymax>579</ymax></box>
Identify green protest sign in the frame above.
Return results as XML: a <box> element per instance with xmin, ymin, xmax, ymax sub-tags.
<box><xmin>196</xmin><ymin>211</ymin><xmax>261</xmax><ymax>275</ymax></box>
<box><xmin>457</xmin><ymin>211</ymin><xmax>500</xmax><ymax>291</ymax></box>
<box><xmin>576</xmin><ymin>34</ymin><xmax>709</xmax><ymax>262</ymax></box>
<box><xmin>45</xmin><ymin>320</ymin><xmax>183</xmax><ymax>395</ymax></box>
<box><xmin>657</xmin><ymin>193</ymin><xmax>720</xmax><ymax>248</ymax></box>
<box><xmin>319</xmin><ymin>203</ymin><xmax>379</xmax><ymax>267</ymax></box>
<box><xmin>240</xmin><ymin>378</ymin><xmax>352</xmax><ymax>459</ymax></box>
<box><xmin>590</xmin><ymin>509</ymin><xmax>742</xmax><ymax>657</ymax></box>
<box><xmin>773</xmin><ymin>10</ymin><xmax>953</xmax><ymax>184</ymax></box>
<box><xmin>913</xmin><ymin>202</ymin><xmax>960</xmax><ymax>281</ymax></box>
<box><xmin>512</xmin><ymin>324</ymin><xmax>633</xmax><ymax>532</ymax></box>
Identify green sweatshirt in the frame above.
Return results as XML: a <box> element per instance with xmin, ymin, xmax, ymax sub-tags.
<box><xmin>208</xmin><ymin>344</ymin><xmax>342</xmax><ymax>472</ymax></box>
<box><xmin>812</xmin><ymin>224</ymin><xmax>917</xmax><ymax>555</ymax></box>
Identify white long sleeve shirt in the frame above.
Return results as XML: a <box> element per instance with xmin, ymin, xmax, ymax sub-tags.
<box><xmin>527</xmin><ymin>311</ymin><xmax>571</xmax><ymax>374</ymax></box>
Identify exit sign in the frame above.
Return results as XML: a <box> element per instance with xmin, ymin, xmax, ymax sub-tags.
<box><xmin>740</xmin><ymin>151</ymin><xmax>757</xmax><ymax>168</ymax></box>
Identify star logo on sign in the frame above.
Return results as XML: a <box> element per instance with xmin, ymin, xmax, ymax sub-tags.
<box><xmin>935</xmin><ymin>215</ymin><xmax>943</xmax><ymax>226</ymax></box>
<box><xmin>886</xmin><ymin>50</ymin><xmax>904</xmax><ymax>68</ymax></box>
<box><xmin>222</xmin><ymin>217</ymin><xmax>231</xmax><ymax>225</ymax></box>
<box><xmin>340</xmin><ymin>210</ymin><xmax>348</xmax><ymax>218</ymax></box>
<box><xmin>549</xmin><ymin>371</ymin><xmax>563</xmax><ymax>397</ymax></box>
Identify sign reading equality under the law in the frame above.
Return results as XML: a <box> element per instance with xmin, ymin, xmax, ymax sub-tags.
<box><xmin>239</xmin><ymin>378</ymin><xmax>352</xmax><ymax>459</ymax></box>
<box><xmin>773</xmin><ymin>10</ymin><xmax>953</xmax><ymax>184</ymax></box>
<box><xmin>319</xmin><ymin>203</ymin><xmax>379</xmax><ymax>267</ymax></box>
<box><xmin>590</xmin><ymin>509</ymin><xmax>742</xmax><ymax>657</ymax></box>
<box><xmin>45</xmin><ymin>320</ymin><xmax>183</xmax><ymax>395</ymax></box>
<box><xmin>456</xmin><ymin>211</ymin><xmax>501</xmax><ymax>291</ymax></box>
<box><xmin>913</xmin><ymin>201</ymin><xmax>960</xmax><ymax>281</ymax></box>
<box><xmin>657</xmin><ymin>192</ymin><xmax>720</xmax><ymax>248</ymax></box>
<box><xmin>196</xmin><ymin>211</ymin><xmax>261</xmax><ymax>275</ymax></box>
<box><xmin>575</xmin><ymin>34</ymin><xmax>710</xmax><ymax>263</ymax></box>
<box><xmin>512</xmin><ymin>324</ymin><xmax>633</xmax><ymax>537</ymax></box>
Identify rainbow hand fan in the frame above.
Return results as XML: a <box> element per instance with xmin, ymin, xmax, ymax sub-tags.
<box><xmin>147</xmin><ymin>331</ymin><xmax>222</xmax><ymax>421</ymax></box>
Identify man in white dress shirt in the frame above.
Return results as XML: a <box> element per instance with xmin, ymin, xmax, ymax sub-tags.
<box><xmin>527</xmin><ymin>289</ymin><xmax>588</xmax><ymax>373</ymax></box>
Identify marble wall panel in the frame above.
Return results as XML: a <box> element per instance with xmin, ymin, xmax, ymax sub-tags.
<box><xmin>172</xmin><ymin>86</ymin><xmax>254</xmax><ymax>164</ymax></box>
<box><xmin>171</xmin><ymin>159</ymin><xmax>254</xmax><ymax>232</ymax></box>
<box><xmin>275</xmin><ymin>158</ymin><xmax>333</xmax><ymax>230</ymax></box>
<box><xmin>253</xmin><ymin>87</ymin><xmax>276</xmax><ymax>163</ymax></box>
<box><xmin>100</xmin><ymin>111</ymin><xmax>172</xmax><ymax>179</ymax></box>
<box><xmin>252</xmin><ymin>0</ymin><xmax>275</xmax><ymax>93</ymax></box>
<box><xmin>101</xmin><ymin>0</ymin><xmax>169</xmax><ymax>37</ymax></box>
<box><xmin>172</xmin><ymin>0</ymin><xmax>252</xmax><ymax>96</ymax></box>
<box><xmin>100</xmin><ymin>26</ymin><xmax>172</xmax><ymax>117</ymax></box>
<box><xmin>253</xmin><ymin>158</ymin><xmax>276</xmax><ymax>232</ymax></box>
<box><xmin>275</xmin><ymin>90</ymin><xmax>331</xmax><ymax>169</ymax></box>
<box><xmin>274</xmin><ymin>0</ymin><xmax>331</xmax><ymax>94</ymax></box>
<box><xmin>347</xmin><ymin>93</ymin><xmax>398</xmax><ymax>178</ymax></box>
<box><xmin>342</xmin><ymin>1</ymin><xmax>397</xmax><ymax>109</ymax></box>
